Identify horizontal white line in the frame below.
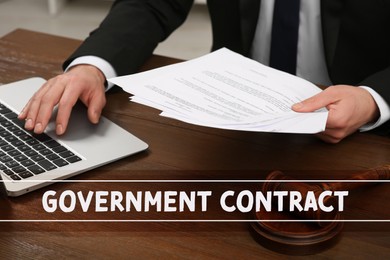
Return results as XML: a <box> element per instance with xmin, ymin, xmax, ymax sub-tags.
<box><xmin>0</xmin><ymin>219</ymin><xmax>390</xmax><ymax>223</ymax></box>
<box><xmin>1</xmin><ymin>179</ymin><xmax>390</xmax><ymax>183</ymax></box>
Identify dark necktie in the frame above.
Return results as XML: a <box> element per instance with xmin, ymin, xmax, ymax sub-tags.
<box><xmin>269</xmin><ymin>0</ymin><xmax>301</xmax><ymax>75</ymax></box>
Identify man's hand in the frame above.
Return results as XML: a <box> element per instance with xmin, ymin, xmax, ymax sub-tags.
<box><xmin>18</xmin><ymin>64</ymin><xmax>107</xmax><ymax>135</ymax></box>
<box><xmin>292</xmin><ymin>85</ymin><xmax>379</xmax><ymax>143</ymax></box>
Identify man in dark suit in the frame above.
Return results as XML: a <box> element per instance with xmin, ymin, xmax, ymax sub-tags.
<box><xmin>19</xmin><ymin>0</ymin><xmax>390</xmax><ymax>143</ymax></box>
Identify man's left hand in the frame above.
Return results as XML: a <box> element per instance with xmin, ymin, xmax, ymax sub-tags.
<box><xmin>292</xmin><ymin>85</ymin><xmax>379</xmax><ymax>143</ymax></box>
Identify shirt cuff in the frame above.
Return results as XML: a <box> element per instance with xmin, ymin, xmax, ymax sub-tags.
<box><xmin>359</xmin><ymin>86</ymin><xmax>390</xmax><ymax>132</ymax></box>
<box><xmin>65</xmin><ymin>56</ymin><xmax>117</xmax><ymax>91</ymax></box>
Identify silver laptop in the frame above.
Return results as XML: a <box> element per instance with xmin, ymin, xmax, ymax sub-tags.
<box><xmin>0</xmin><ymin>77</ymin><xmax>148</xmax><ymax>196</ymax></box>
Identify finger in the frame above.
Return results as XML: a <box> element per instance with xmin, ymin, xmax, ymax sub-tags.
<box><xmin>292</xmin><ymin>88</ymin><xmax>339</xmax><ymax>113</ymax></box>
<box><xmin>21</xmin><ymin>81</ymin><xmax>52</xmax><ymax>130</ymax></box>
<box><xmin>18</xmin><ymin>99</ymin><xmax>31</xmax><ymax>120</ymax></box>
<box><xmin>18</xmin><ymin>81</ymin><xmax>51</xmax><ymax>120</ymax></box>
<box><xmin>18</xmin><ymin>81</ymin><xmax>51</xmax><ymax>119</ymax></box>
<box><xmin>55</xmin><ymin>86</ymin><xmax>83</xmax><ymax>135</ymax></box>
<box><xmin>315</xmin><ymin>132</ymin><xmax>342</xmax><ymax>144</ymax></box>
<box><xmin>316</xmin><ymin>126</ymin><xmax>355</xmax><ymax>144</ymax></box>
<box><xmin>32</xmin><ymin>80</ymin><xmax>67</xmax><ymax>134</ymax></box>
<box><xmin>322</xmin><ymin>106</ymin><xmax>355</xmax><ymax>132</ymax></box>
<box><xmin>86</xmin><ymin>90</ymin><xmax>106</xmax><ymax>124</ymax></box>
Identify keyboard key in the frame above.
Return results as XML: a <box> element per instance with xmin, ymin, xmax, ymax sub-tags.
<box><xmin>12</xmin><ymin>166</ymin><xmax>26</xmax><ymax>173</ymax></box>
<box><xmin>8</xmin><ymin>150</ymin><xmax>22</xmax><ymax>157</ymax></box>
<box><xmin>12</xmin><ymin>129</ymin><xmax>26</xmax><ymax>136</ymax></box>
<box><xmin>26</xmin><ymin>139</ymin><xmax>39</xmax><ymax>146</ymax></box>
<box><xmin>20</xmin><ymin>159</ymin><xmax>35</xmax><ymax>167</ymax></box>
<box><xmin>11</xmin><ymin>118</ymin><xmax>25</xmax><ymax>128</ymax></box>
<box><xmin>33</xmin><ymin>133</ymin><xmax>51</xmax><ymax>142</ymax></box>
<box><xmin>53</xmin><ymin>158</ymin><xmax>69</xmax><ymax>167</ymax></box>
<box><xmin>18</xmin><ymin>145</ymin><xmax>31</xmax><ymax>152</ymax></box>
<box><xmin>30</xmin><ymin>154</ymin><xmax>45</xmax><ymax>162</ymax></box>
<box><xmin>5</xmin><ymin>135</ymin><xmax>18</xmax><ymax>142</ymax></box>
<box><xmin>14</xmin><ymin>154</ymin><xmax>28</xmax><ymax>162</ymax></box>
<box><xmin>0</xmin><ymin>131</ymin><xmax>11</xmax><ymax>138</ymax></box>
<box><xmin>1</xmin><ymin>145</ymin><xmax>14</xmax><ymax>152</ymax></box>
<box><xmin>24</xmin><ymin>150</ymin><xmax>38</xmax><ymax>157</ymax></box>
<box><xmin>45</xmin><ymin>140</ymin><xmax>61</xmax><ymax>148</ymax></box>
<box><xmin>59</xmin><ymin>151</ymin><xmax>75</xmax><ymax>158</ymax></box>
<box><xmin>19</xmin><ymin>134</ymin><xmax>33</xmax><ymax>141</ymax></box>
<box><xmin>39</xmin><ymin>149</ymin><xmax>52</xmax><ymax>156</ymax></box>
<box><xmin>28</xmin><ymin>165</ymin><xmax>45</xmax><ymax>175</ymax></box>
<box><xmin>67</xmin><ymin>156</ymin><xmax>82</xmax><ymax>163</ymax></box>
<box><xmin>3</xmin><ymin>169</ymin><xmax>14</xmax><ymax>176</ymax></box>
<box><xmin>52</xmin><ymin>146</ymin><xmax>67</xmax><ymax>153</ymax></box>
<box><xmin>0</xmin><ymin>104</ymin><xmax>11</xmax><ymax>114</ymax></box>
<box><xmin>32</xmin><ymin>144</ymin><xmax>46</xmax><ymax>150</ymax></box>
<box><xmin>7</xmin><ymin>125</ymin><xmax>20</xmax><ymax>132</ymax></box>
<box><xmin>0</xmin><ymin>121</ymin><xmax>12</xmax><ymax>127</ymax></box>
<box><xmin>46</xmin><ymin>154</ymin><xmax>60</xmax><ymax>161</ymax></box>
<box><xmin>38</xmin><ymin>160</ymin><xmax>57</xmax><ymax>171</ymax></box>
<box><xmin>4</xmin><ymin>111</ymin><xmax>17</xmax><ymax>119</ymax></box>
<box><xmin>19</xmin><ymin>171</ymin><xmax>34</xmax><ymax>179</ymax></box>
<box><xmin>11</xmin><ymin>140</ymin><xmax>24</xmax><ymax>147</ymax></box>
<box><xmin>0</xmin><ymin>106</ymin><xmax>11</xmax><ymax>114</ymax></box>
<box><xmin>9</xmin><ymin>174</ymin><xmax>21</xmax><ymax>181</ymax></box>
<box><xmin>5</xmin><ymin>160</ymin><xmax>19</xmax><ymax>168</ymax></box>
<box><xmin>0</xmin><ymin>155</ymin><xmax>12</xmax><ymax>163</ymax></box>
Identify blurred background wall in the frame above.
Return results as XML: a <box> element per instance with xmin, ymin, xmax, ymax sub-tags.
<box><xmin>0</xmin><ymin>0</ymin><xmax>211</xmax><ymax>60</ymax></box>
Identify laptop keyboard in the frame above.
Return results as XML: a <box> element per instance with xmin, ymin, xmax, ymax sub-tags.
<box><xmin>0</xmin><ymin>102</ymin><xmax>82</xmax><ymax>181</ymax></box>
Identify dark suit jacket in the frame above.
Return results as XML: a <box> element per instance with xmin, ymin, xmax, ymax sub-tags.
<box><xmin>64</xmin><ymin>0</ymin><xmax>390</xmax><ymax>133</ymax></box>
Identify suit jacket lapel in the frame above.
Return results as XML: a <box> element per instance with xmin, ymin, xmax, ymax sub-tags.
<box><xmin>320</xmin><ymin>0</ymin><xmax>345</xmax><ymax>70</ymax></box>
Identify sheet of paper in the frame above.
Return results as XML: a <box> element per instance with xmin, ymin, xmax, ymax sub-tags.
<box><xmin>109</xmin><ymin>48</ymin><xmax>328</xmax><ymax>134</ymax></box>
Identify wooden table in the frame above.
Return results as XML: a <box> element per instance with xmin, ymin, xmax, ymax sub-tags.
<box><xmin>0</xmin><ymin>29</ymin><xmax>389</xmax><ymax>258</ymax></box>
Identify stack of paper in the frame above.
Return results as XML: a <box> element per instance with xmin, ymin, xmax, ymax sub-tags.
<box><xmin>109</xmin><ymin>48</ymin><xmax>328</xmax><ymax>134</ymax></box>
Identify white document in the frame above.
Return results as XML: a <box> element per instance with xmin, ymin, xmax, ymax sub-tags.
<box><xmin>109</xmin><ymin>48</ymin><xmax>328</xmax><ymax>134</ymax></box>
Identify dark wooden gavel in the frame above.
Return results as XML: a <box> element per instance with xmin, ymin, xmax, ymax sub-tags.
<box><xmin>261</xmin><ymin>165</ymin><xmax>390</xmax><ymax>225</ymax></box>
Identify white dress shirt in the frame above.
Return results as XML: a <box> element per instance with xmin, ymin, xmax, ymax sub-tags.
<box><xmin>67</xmin><ymin>0</ymin><xmax>390</xmax><ymax>131</ymax></box>
<box><xmin>66</xmin><ymin>55</ymin><xmax>117</xmax><ymax>89</ymax></box>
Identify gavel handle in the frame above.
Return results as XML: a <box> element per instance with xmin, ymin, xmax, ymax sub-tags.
<box><xmin>327</xmin><ymin>165</ymin><xmax>390</xmax><ymax>191</ymax></box>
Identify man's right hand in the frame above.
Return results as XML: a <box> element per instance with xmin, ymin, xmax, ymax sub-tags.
<box><xmin>18</xmin><ymin>64</ymin><xmax>107</xmax><ymax>135</ymax></box>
